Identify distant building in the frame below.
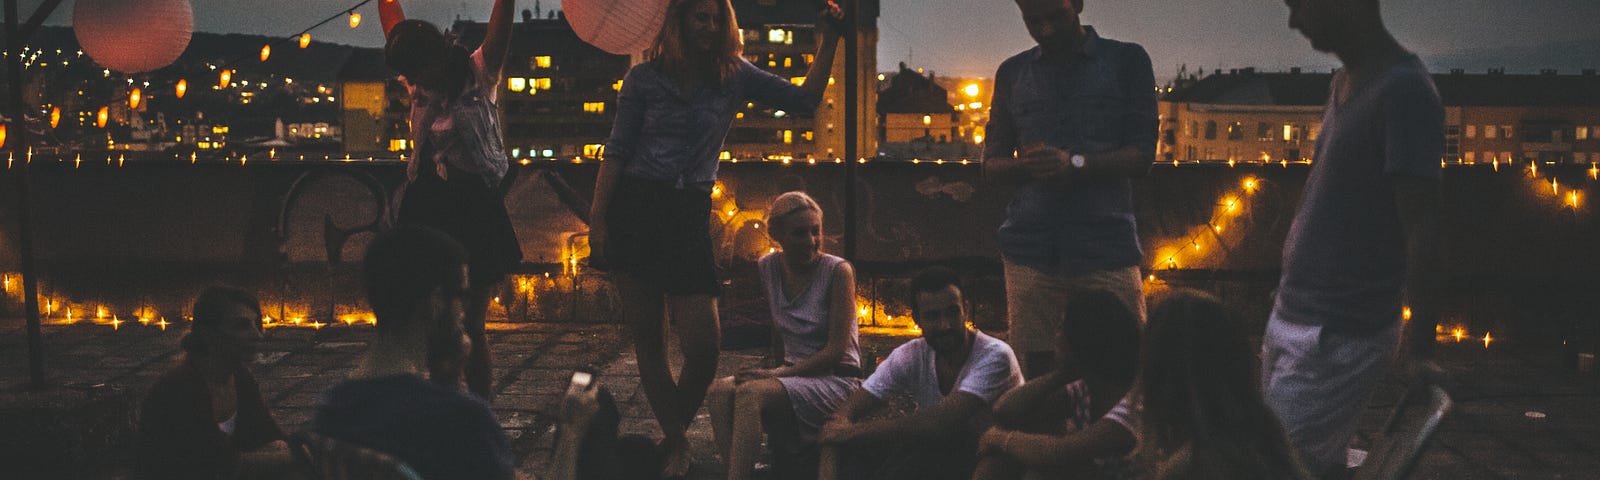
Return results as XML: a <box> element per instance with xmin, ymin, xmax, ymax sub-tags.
<box><xmin>452</xmin><ymin>11</ymin><xmax>631</xmax><ymax>161</ymax></box>
<box><xmin>733</xmin><ymin>0</ymin><xmax>879</xmax><ymax>161</ymax></box>
<box><xmin>933</xmin><ymin>75</ymin><xmax>992</xmax><ymax>145</ymax></box>
<box><xmin>1162</xmin><ymin>67</ymin><xmax>1600</xmax><ymax>165</ymax></box>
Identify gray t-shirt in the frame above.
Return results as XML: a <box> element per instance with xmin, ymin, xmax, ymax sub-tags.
<box><xmin>1274</xmin><ymin>55</ymin><xmax>1443</xmax><ymax>333</ymax></box>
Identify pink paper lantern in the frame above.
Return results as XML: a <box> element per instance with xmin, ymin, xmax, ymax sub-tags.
<box><xmin>563</xmin><ymin>0</ymin><xmax>670</xmax><ymax>55</ymax></box>
<box><xmin>73</xmin><ymin>0</ymin><xmax>194</xmax><ymax>74</ymax></box>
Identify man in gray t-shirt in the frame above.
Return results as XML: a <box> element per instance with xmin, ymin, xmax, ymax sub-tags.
<box><xmin>1263</xmin><ymin>0</ymin><xmax>1444</xmax><ymax>476</ymax></box>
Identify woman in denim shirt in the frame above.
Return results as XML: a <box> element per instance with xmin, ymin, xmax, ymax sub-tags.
<box><xmin>381</xmin><ymin>0</ymin><xmax>519</xmax><ymax>402</ymax></box>
<box><xmin>589</xmin><ymin>0</ymin><xmax>843</xmax><ymax>475</ymax></box>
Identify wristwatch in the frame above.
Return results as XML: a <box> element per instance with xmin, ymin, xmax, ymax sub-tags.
<box><xmin>1069</xmin><ymin>153</ymin><xmax>1087</xmax><ymax>170</ymax></box>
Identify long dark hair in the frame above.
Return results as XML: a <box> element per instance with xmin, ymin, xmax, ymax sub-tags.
<box><xmin>1135</xmin><ymin>289</ymin><xmax>1308</xmax><ymax>479</ymax></box>
<box><xmin>386</xmin><ymin>19</ymin><xmax>473</xmax><ymax>98</ymax></box>
<box><xmin>179</xmin><ymin>286</ymin><xmax>262</xmax><ymax>356</ymax></box>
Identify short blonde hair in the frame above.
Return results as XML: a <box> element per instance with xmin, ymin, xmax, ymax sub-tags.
<box><xmin>765</xmin><ymin>191</ymin><xmax>823</xmax><ymax>234</ymax></box>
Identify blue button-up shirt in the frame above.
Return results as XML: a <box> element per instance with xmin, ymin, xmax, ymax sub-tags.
<box><xmin>605</xmin><ymin>58</ymin><xmax>823</xmax><ymax>191</ymax></box>
<box><xmin>983</xmin><ymin>27</ymin><xmax>1158</xmax><ymax>275</ymax></box>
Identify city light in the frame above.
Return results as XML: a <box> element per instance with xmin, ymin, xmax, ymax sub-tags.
<box><xmin>963</xmin><ymin>84</ymin><xmax>980</xmax><ymax>97</ymax></box>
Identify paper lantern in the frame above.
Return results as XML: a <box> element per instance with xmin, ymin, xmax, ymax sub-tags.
<box><xmin>564</xmin><ymin>0</ymin><xmax>670</xmax><ymax>55</ymax></box>
<box><xmin>72</xmin><ymin>0</ymin><xmax>193</xmax><ymax>74</ymax></box>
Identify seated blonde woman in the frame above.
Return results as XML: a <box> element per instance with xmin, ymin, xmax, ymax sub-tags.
<box><xmin>708</xmin><ymin>191</ymin><xmax>862</xmax><ymax>480</ymax></box>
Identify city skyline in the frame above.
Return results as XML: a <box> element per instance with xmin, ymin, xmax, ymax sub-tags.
<box><xmin>20</xmin><ymin>0</ymin><xmax>1600</xmax><ymax>79</ymax></box>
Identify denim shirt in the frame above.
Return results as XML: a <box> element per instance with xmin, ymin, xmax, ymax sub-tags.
<box><xmin>605</xmin><ymin>58</ymin><xmax>823</xmax><ymax>191</ymax></box>
<box><xmin>408</xmin><ymin>49</ymin><xmax>509</xmax><ymax>186</ymax></box>
<box><xmin>983</xmin><ymin>27</ymin><xmax>1158</xmax><ymax>275</ymax></box>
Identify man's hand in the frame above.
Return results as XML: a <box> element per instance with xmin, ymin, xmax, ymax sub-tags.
<box><xmin>977</xmin><ymin>427</ymin><xmax>1009</xmax><ymax>456</ymax></box>
<box><xmin>735</xmin><ymin>367</ymin><xmax>778</xmax><ymax>384</ymax></box>
<box><xmin>818</xmin><ymin>416</ymin><xmax>857</xmax><ymax>445</ymax></box>
<box><xmin>1019</xmin><ymin>143</ymin><xmax>1074</xmax><ymax>180</ymax></box>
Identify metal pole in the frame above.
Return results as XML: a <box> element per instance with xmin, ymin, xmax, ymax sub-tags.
<box><xmin>5</xmin><ymin>0</ymin><xmax>46</xmax><ymax>389</ymax></box>
<box><xmin>842</xmin><ymin>0</ymin><xmax>859</xmax><ymax>262</ymax></box>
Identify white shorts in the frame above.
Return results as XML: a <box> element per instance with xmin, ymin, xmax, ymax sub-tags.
<box><xmin>1003</xmin><ymin>260</ymin><xmax>1144</xmax><ymax>354</ymax></box>
<box><xmin>1260</xmin><ymin>312</ymin><xmax>1401</xmax><ymax>476</ymax></box>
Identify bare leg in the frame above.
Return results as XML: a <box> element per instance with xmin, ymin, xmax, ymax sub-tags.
<box><xmin>617</xmin><ymin>276</ymin><xmax>683</xmax><ymax>476</ymax></box>
<box><xmin>707</xmin><ymin>376</ymin><xmax>738</xmax><ymax>461</ymax></box>
<box><xmin>667</xmin><ymin>294</ymin><xmax>721</xmax><ymax>427</ymax></box>
<box><xmin>726</xmin><ymin>378</ymin><xmax>791</xmax><ymax>480</ymax></box>
<box><xmin>463</xmin><ymin>280</ymin><xmax>497</xmax><ymax>401</ymax></box>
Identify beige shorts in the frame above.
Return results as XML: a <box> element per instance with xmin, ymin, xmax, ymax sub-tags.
<box><xmin>1003</xmin><ymin>260</ymin><xmax>1145</xmax><ymax>354</ymax></box>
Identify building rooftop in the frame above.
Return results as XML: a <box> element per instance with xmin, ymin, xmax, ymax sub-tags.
<box><xmin>1166</xmin><ymin>68</ymin><xmax>1600</xmax><ymax>107</ymax></box>
<box><xmin>878</xmin><ymin>63</ymin><xmax>953</xmax><ymax>114</ymax></box>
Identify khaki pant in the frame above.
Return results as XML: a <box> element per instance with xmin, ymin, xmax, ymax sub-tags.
<box><xmin>1003</xmin><ymin>260</ymin><xmax>1145</xmax><ymax>355</ymax></box>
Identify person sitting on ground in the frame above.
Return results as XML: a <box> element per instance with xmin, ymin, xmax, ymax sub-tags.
<box><xmin>311</xmin><ymin>225</ymin><xmax>514</xmax><ymax>480</ymax></box>
<box><xmin>972</xmin><ymin>288</ymin><xmax>1141</xmax><ymax>479</ymax></box>
<box><xmin>1132</xmin><ymin>289</ymin><xmax>1307</xmax><ymax>479</ymax></box>
<box><xmin>135</xmin><ymin>286</ymin><xmax>289</xmax><ymax>480</ymax></box>
<box><xmin>818</xmin><ymin>266</ymin><xmax>1023</xmax><ymax>480</ymax></box>
<box><xmin>707</xmin><ymin>191</ymin><xmax>863</xmax><ymax>480</ymax></box>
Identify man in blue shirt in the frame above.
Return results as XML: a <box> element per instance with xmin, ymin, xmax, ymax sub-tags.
<box><xmin>1263</xmin><ymin>0</ymin><xmax>1444</xmax><ymax>476</ymax></box>
<box><xmin>984</xmin><ymin>0</ymin><xmax>1157</xmax><ymax>377</ymax></box>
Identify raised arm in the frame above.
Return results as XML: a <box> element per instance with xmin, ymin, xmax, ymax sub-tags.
<box><xmin>479</xmin><ymin>0</ymin><xmax>516</xmax><ymax>74</ymax></box>
<box><xmin>742</xmin><ymin>4</ymin><xmax>843</xmax><ymax>113</ymax></box>
<box><xmin>771</xmin><ymin>261</ymin><xmax>856</xmax><ymax>378</ymax></box>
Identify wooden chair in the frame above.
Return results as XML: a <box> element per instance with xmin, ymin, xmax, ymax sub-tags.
<box><xmin>287</xmin><ymin>431</ymin><xmax>423</xmax><ymax>480</ymax></box>
<box><xmin>1351</xmin><ymin>364</ymin><xmax>1453</xmax><ymax>480</ymax></box>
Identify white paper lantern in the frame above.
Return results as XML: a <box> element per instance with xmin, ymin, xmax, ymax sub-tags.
<box><xmin>73</xmin><ymin>0</ymin><xmax>194</xmax><ymax>74</ymax></box>
<box><xmin>564</xmin><ymin>0</ymin><xmax>670</xmax><ymax>55</ymax></box>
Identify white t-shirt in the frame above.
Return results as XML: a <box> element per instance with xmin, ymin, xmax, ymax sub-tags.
<box><xmin>862</xmin><ymin>330</ymin><xmax>1023</xmax><ymax>431</ymax></box>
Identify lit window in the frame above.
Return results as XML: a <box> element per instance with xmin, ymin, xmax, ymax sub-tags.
<box><xmin>534</xmin><ymin>56</ymin><xmax>552</xmax><ymax>69</ymax></box>
<box><xmin>1484</xmin><ymin>125</ymin><xmax>1497</xmax><ymax>138</ymax></box>
<box><xmin>768</xmin><ymin>29</ymin><xmax>786</xmax><ymax>43</ymax></box>
<box><xmin>720</xmin><ymin>151</ymin><xmax>732</xmax><ymax>160</ymax></box>
<box><xmin>783</xmin><ymin>130</ymin><xmax>793</xmax><ymax>144</ymax></box>
<box><xmin>542</xmin><ymin>149</ymin><xmax>554</xmax><ymax>157</ymax></box>
<box><xmin>1283</xmin><ymin>124</ymin><xmax>1293</xmax><ymax>141</ymax></box>
<box><xmin>1464</xmin><ymin>152</ymin><xmax>1475</xmax><ymax>163</ymax></box>
<box><xmin>790</xmin><ymin>77</ymin><xmax>806</xmax><ymax>86</ymax></box>
<box><xmin>508</xmin><ymin>78</ymin><xmax>527</xmax><ymax>92</ymax></box>
<box><xmin>389</xmin><ymin>139</ymin><xmax>409</xmax><ymax>152</ymax></box>
<box><xmin>803</xmin><ymin>131</ymin><xmax>814</xmax><ymax>141</ymax></box>
<box><xmin>583</xmin><ymin>144</ymin><xmax>604</xmax><ymax>157</ymax></box>
<box><xmin>532</xmin><ymin>78</ymin><xmax>552</xmax><ymax>90</ymax></box>
<box><xmin>1465</xmin><ymin>125</ymin><xmax>1476</xmax><ymax>138</ymax></box>
<box><xmin>613</xmin><ymin>80</ymin><xmax>623</xmax><ymax>91</ymax></box>
<box><xmin>1578</xmin><ymin>126</ymin><xmax>1589</xmax><ymax>140</ymax></box>
<box><xmin>784</xmin><ymin>57</ymin><xmax>793</xmax><ymax>68</ymax></box>
<box><xmin>583</xmin><ymin>102</ymin><xmax>606</xmax><ymax>114</ymax></box>
<box><xmin>1501</xmin><ymin>125</ymin><xmax>1513</xmax><ymax>138</ymax></box>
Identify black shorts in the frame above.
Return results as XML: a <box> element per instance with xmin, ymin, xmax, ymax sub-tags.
<box><xmin>599</xmin><ymin>175</ymin><xmax>721</xmax><ymax>296</ymax></box>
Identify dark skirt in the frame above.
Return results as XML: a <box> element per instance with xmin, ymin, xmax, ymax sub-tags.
<box><xmin>398</xmin><ymin>166</ymin><xmax>522</xmax><ymax>287</ymax></box>
<box><xmin>598</xmin><ymin>175</ymin><xmax>721</xmax><ymax>296</ymax></box>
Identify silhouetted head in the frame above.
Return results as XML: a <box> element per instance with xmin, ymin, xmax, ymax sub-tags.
<box><xmin>1014</xmin><ymin>0</ymin><xmax>1084</xmax><ymax>51</ymax></box>
<box><xmin>909</xmin><ymin>266</ymin><xmax>972</xmax><ymax>357</ymax></box>
<box><xmin>1056</xmin><ymin>289</ymin><xmax>1140</xmax><ymax>388</ymax></box>
<box><xmin>1284</xmin><ymin>0</ymin><xmax>1382</xmax><ymax>54</ymax></box>
<box><xmin>182</xmin><ymin>286</ymin><xmax>264</xmax><ymax>365</ymax></box>
<box><xmin>362</xmin><ymin>225</ymin><xmax>471</xmax><ymax>374</ymax></box>
<box><xmin>386</xmin><ymin>19</ymin><xmax>470</xmax><ymax>94</ymax></box>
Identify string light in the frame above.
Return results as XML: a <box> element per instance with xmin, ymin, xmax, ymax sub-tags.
<box><xmin>260</xmin><ymin>44</ymin><xmax>272</xmax><ymax>62</ymax></box>
<box><xmin>49</xmin><ymin>107</ymin><xmax>60</xmax><ymax>128</ymax></box>
<box><xmin>175</xmin><ymin>79</ymin><xmax>187</xmax><ymax>98</ymax></box>
<box><xmin>219</xmin><ymin>69</ymin><xmax>232</xmax><ymax>88</ymax></box>
<box><xmin>300</xmin><ymin>33</ymin><xmax>312</xmax><ymax>48</ymax></box>
<box><xmin>96</xmin><ymin>106</ymin><xmax>109</xmax><ymax>128</ymax></box>
<box><xmin>129</xmin><ymin>87</ymin><xmax>142</xmax><ymax>109</ymax></box>
<box><xmin>348</xmin><ymin>12</ymin><xmax>362</xmax><ymax>28</ymax></box>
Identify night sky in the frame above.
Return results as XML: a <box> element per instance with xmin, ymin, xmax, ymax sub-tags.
<box><xmin>24</xmin><ymin>0</ymin><xmax>1600</xmax><ymax>79</ymax></box>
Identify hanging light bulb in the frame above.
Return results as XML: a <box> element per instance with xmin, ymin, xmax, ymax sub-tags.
<box><xmin>50</xmin><ymin>107</ymin><xmax>61</xmax><ymax>128</ymax></box>
<box><xmin>299</xmin><ymin>33</ymin><xmax>312</xmax><ymax>48</ymax></box>
<box><xmin>348</xmin><ymin>12</ymin><xmax>362</xmax><ymax>28</ymax></box>
<box><xmin>97</xmin><ymin>106</ymin><xmax>109</xmax><ymax>128</ymax></box>
<box><xmin>129</xmin><ymin>87</ymin><xmax>142</xmax><ymax>109</ymax></box>
<box><xmin>260</xmin><ymin>44</ymin><xmax>271</xmax><ymax>62</ymax></box>
<box><xmin>175</xmin><ymin>79</ymin><xmax>188</xmax><ymax>98</ymax></box>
